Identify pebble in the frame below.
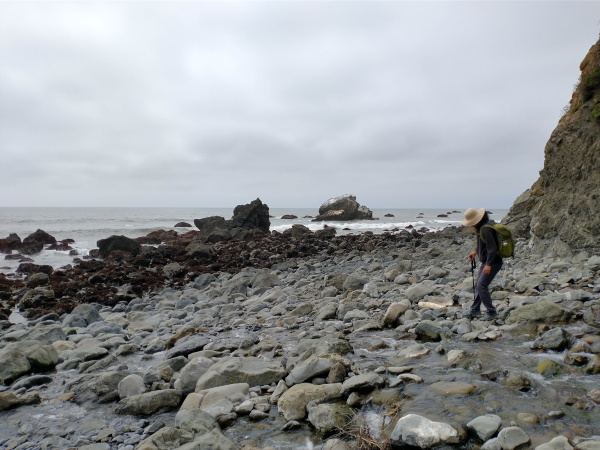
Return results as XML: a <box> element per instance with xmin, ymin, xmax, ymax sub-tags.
<box><xmin>0</xmin><ymin>227</ymin><xmax>598</xmax><ymax>448</ymax></box>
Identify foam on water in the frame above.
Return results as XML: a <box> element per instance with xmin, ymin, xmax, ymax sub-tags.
<box><xmin>0</xmin><ymin>207</ymin><xmax>507</xmax><ymax>273</ymax></box>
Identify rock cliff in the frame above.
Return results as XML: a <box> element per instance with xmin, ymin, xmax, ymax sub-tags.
<box><xmin>504</xmin><ymin>34</ymin><xmax>600</xmax><ymax>255</ymax></box>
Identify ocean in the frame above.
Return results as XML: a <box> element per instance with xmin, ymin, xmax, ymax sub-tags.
<box><xmin>0</xmin><ymin>207</ymin><xmax>508</xmax><ymax>274</ymax></box>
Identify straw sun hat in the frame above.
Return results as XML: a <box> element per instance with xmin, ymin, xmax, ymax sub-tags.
<box><xmin>462</xmin><ymin>208</ymin><xmax>486</xmax><ymax>227</ymax></box>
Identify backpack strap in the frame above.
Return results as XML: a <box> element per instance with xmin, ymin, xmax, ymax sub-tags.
<box><xmin>479</xmin><ymin>225</ymin><xmax>497</xmax><ymax>245</ymax></box>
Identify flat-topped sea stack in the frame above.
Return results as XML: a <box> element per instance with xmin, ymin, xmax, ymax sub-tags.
<box><xmin>313</xmin><ymin>194</ymin><xmax>374</xmax><ymax>221</ymax></box>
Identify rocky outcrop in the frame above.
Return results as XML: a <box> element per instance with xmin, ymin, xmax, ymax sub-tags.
<box><xmin>313</xmin><ymin>194</ymin><xmax>373</xmax><ymax>221</ymax></box>
<box><xmin>96</xmin><ymin>235</ymin><xmax>141</xmax><ymax>258</ymax></box>
<box><xmin>504</xmin><ymin>34</ymin><xmax>600</xmax><ymax>255</ymax></box>
<box><xmin>193</xmin><ymin>198</ymin><xmax>271</xmax><ymax>241</ymax></box>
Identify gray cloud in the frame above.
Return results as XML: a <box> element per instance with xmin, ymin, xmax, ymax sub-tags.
<box><xmin>0</xmin><ymin>1</ymin><xmax>598</xmax><ymax>208</ymax></box>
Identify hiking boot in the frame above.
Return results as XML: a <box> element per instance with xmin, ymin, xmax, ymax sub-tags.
<box><xmin>467</xmin><ymin>311</ymin><xmax>483</xmax><ymax>320</ymax></box>
<box><xmin>485</xmin><ymin>312</ymin><xmax>498</xmax><ymax>320</ymax></box>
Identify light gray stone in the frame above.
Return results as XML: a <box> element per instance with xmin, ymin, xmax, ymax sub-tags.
<box><xmin>390</xmin><ymin>414</ymin><xmax>459</xmax><ymax>448</ymax></box>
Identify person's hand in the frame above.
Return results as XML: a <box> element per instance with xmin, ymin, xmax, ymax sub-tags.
<box><xmin>483</xmin><ymin>265</ymin><xmax>491</xmax><ymax>275</ymax></box>
<box><xmin>468</xmin><ymin>251</ymin><xmax>476</xmax><ymax>261</ymax></box>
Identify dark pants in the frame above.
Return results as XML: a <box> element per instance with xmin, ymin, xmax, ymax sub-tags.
<box><xmin>472</xmin><ymin>262</ymin><xmax>502</xmax><ymax>314</ymax></box>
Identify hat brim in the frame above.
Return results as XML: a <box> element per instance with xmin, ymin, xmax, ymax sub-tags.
<box><xmin>461</xmin><ymin>208</ymin><xmax>486</xmax><ymax>226</ymax></box>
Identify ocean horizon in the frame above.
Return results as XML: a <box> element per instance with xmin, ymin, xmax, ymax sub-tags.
<box><xmin>0</xmin><ymin>206</ymin><xmax>508</xmax><ymax>273</ymax></box>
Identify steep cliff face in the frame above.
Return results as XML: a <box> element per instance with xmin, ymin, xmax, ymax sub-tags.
<box><xmin>504</xmin><ymin>34</ymin><xmax>600</xmax><ymax>255</ymax></box>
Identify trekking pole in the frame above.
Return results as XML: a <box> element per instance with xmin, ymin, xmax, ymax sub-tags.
<box><xmin>470</xmin><ymin>258</ymin><xmax>477</xmax><ymax>302</ymax></box>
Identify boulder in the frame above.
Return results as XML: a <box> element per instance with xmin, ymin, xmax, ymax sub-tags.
<box><xmin>62</xmin><ymin>304</ymin><xmax>102</xmax><ymax>328</ymax></box>
<box><xmin>0</xmin><ymin>233</ymin><xmax>22</xmax><ymax>253</ymax></box>
<box><xmin>118</xmin><ymin>374</ymin><xmax>147</xmax><ymax>399</ymax></box>
<box><xmin>314</xmin><ymin>194</ymin><xmax>373</xmax><ymax>221</ymax></box>
<box><xmin>0</xmin><ymin>391</ymin><xmax>41</xmax><ymax>412</ymax></box>
<box><xmin>231</xmin><ymin>198</ymin><xmax>271</xmax><ymax>232</ymax></box>
<box><xmin>173</xmin><ymin>357</ymin><xmax>215</xmax><ymax>394</ymax></box>
<box><xmin>20</xmin><ymin>230</ymin><xmax>57</xmax><ymax>254</ymax></box>
<box><xmin>340</xmin><ymin>372</ymin><xmax>385</xmax><ymax>396</ymax></box>
<box><xmin>390</xmin><ymin>414</ymin><xmax>460</xmax><ymax>448</ymax></box>
<box><xmin>185</xmin><ymin>241</ymin><xmax>216</xmax><ymax>260</ymax></box>
<box><xmin>383</xmin><ymin>301</ymin><xmax>411</xmax><ymax>327</ymax></box>
<box><xmin>534</xmin><ymin>435</ymin><xmax>574</xmax><ymax>450</ymax></box>
<box><xmin>116</xmin><ymin>389</ymin><xmax>182</xmax><ymax>415</ymax></box>
<box><xmin>96</xmin><ymin>235</ymin><xmax>141</xmax><ymax>258</ymax></box>
<box><xmin>0</xmin><ymin>350</ymin><xmax>31</xmax><ymax>384</ymax></box>
<box><xmin>194</xmin><ymin>357</ymin><xmax>287</xmax><ymax>391</ymax></box>
<box><xmin>137</xmin><ymin>409</ymin><xmax>237</xmax><ymax>450</ymax></box>
<box><xmin>307</xmin><ymin>402</ymin><xmax>353</xmax><ymax>438</ymax></box>
<box><xmin>467</xmin><ymin>414</ymin><xmax>502</xmax><ymax>441</ymax></box>
<box><xmin>505</xmin><ymin>301</ymin><xmax>571</xmax><ymax>331</ymax></box>
<box><xmin>277</xmin><ymin>383</ymin><xmax>343</xmax><ymax>421</ymax></box>
<box><xmin>65</xmin><ymin>371</ymin><xmax>130</xmax><ymax>404</ymax></box>
<box><xmin>531</xmin><ymin>328</ymin><xmax>573</xmax><ymax>351</ymax></box>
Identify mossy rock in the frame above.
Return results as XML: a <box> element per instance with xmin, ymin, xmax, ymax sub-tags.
<box><xmin>536</xmin><ymin>360</ymin><xmax>563</xmax><ymax>378</ymax></box>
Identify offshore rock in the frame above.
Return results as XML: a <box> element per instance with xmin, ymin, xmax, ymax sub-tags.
<box><xmin>193</xmin><ymin>198</ymin><xmax>271</xmax><ymax>239</ymax></box>
<box><xmin>314</xmin><ymin>194</ymin><xmax>373</xmax><ymax>221</ymax></box>
<box><xmin>504</xmin><ymin>34</ymin><xmax>600</xmax><ymax>255</ymax></box>
<box><xmin>96</xmin><ymin>235</ymin><xmax>141</xmax><ymax>258</ymax></box>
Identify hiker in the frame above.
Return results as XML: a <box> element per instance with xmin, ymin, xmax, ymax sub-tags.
<box><xmin>462</xmin><ymin>208</ymin><xmax>501</xmax><ymax>320</ymax></box>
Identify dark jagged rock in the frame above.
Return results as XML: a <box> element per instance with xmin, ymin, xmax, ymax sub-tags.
<box><xmin>231</xmin><ymin>198</ymin><xmax>271</xmax><ymax>232</ymax></box>
<box><xmin>20</xmin><ymin>230</ymin><xmax>57</xmax><ymax>255</ymax></box>
<box><xmin>0</xmin><ymin>233</ymin><xmax>22</xmax><ymax>254</ymax></box>
<box><xmin>194</xmin><ymin>216</ymin><xmax>228</xmax><ymax>235</ymax></box>
<box><xmin>97</xmin><ymin>235</ymin><xmax>142</xmax><ymax>258</ymax></box>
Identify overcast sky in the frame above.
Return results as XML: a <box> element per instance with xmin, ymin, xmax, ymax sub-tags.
<box><xmin>1</xmin><ymin>1</ymin><xmax>598</xmax><ymax>209</ymax></box>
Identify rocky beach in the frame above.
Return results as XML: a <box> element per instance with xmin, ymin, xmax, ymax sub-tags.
<box><xmin>0</xmin><ymin>196</ymin><xmax>599</xmax><ymax>450</ymax></box>
<box><xmin>2</xmin><ymin>20</ymin><xmax>600</xmax><ymax>450</ymax></box>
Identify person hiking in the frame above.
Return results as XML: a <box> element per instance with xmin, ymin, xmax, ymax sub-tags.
<box><xmin>462</xmin><ymin>208</ymin><xmax>501</xmax><ymax>320</ymax></box>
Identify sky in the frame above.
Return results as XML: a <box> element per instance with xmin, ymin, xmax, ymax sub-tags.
<box><xmin>1</xmin><ymin>1</ymin><xmax>598</xmax><ymax>209</ymax></box>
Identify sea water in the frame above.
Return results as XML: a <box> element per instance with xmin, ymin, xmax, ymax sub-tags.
<box><xmin>0</xmin><ymin>207</ymin><xmax>507</xmax><ymax>273</ymax></box>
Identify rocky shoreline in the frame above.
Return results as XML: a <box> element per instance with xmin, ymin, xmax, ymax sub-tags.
<box><xmin>0</xmin><ymin>208</ymin><xmax>599</xmax><ymax>449</ymax></box>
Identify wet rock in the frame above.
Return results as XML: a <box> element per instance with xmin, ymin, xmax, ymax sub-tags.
<box><xmin>116</xmin><ymin>389</ymin><xmax>182</xmax><ymax>415</ymax></box>
<box><xmin>532</xmin><ymin>327</ymin><xmax>573</xmax><ymax>351</ymax></box>
<box><xmin>138</xmin><ymin>408</ymin><xmax>236</xmax><ymax>450</ymax></box>
<box><xmin>484</xmin><ymin>426</ymin><xmax>530</xmax><ymax>450</ymax></box>
<box><xmin>0</xmin><ymin>350</ymin><xmax>31</xmax><ymax>384</ymax></box>
<box><xmin>340</xmin><ymin>372</ymin><xmax>385</xmax><ymax>396</ymax></box>
<box><xmin>65</xmin><ymin>370</ymin><xmax>130</xmax><ymax>404</ymax></box>
<box><xmin>307</xmin><ymin>402</ymin><xmax>353</xmax><ymax>438</ymax></box>
<box><xmin>194</xmin><ymin>356</ymin><xmax>287</xmax><ymax>391</ymax></box>
<box><xmin>173</xmin><ymin>357</ymin><xmax>215</xmax><ymax>394</ymax></box>
<box><xmin>390</xmin><ymin>414</ymin><xmax>460</xmax><ymax>448</ymax></box>
<box><xmin>62</xmin><ymin>304</ymin><xmax>102</xmax><ymax>328</ymax></box>
<box><xmin>26</xmin><ymin>272</ymin><xmax>49</xmax><ymax>287</ymax></box>
<box><xmin>277</xmin><ymin>383</ymin><xmax>343</xmax><ymax>421</ymax></box>
<box><xmin>118</xmin><ymin>374</ymin><xmax>147</xmax><ymax>399</ymax></box>
<box><xmin>467</xmin><ymin>414</ymin><xmax>502</xmax><ymax>441</ymax></box>
<box><xmin>534</xmin><ymin>435</ymin><xmax>574</xmax><ymax>450</ymax></box>
<box><xmin>0</xmin><ymin>391</ymin><xmax>40</xmax><ymax>411</ymax></box>
<box><xmin>96</xmin><ymin>235</ymin><xmax>141</xmax><ymax>258</ymax></box>
<box><xmin>429</xmin><ymin>381</ymin><xmax>476</xmax><ymax>396</ymax></box>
